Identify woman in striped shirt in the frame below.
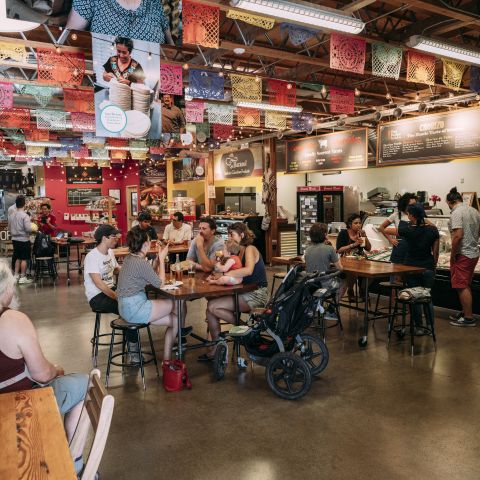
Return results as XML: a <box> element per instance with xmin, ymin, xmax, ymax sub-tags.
<box><xmin>117</xmin><ymin>227</ymin><xmax>177</xmax><ymax>361</ymax></box>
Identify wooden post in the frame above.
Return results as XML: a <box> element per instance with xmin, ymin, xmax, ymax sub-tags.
<box><xmin>264</xmin><ymin>138</ymin><xmax>278</xmax><ymax>264</ymax></box>
<box><xmin>204</xmin><ymin>150</ymin><xmax>215</xmax><ymax>215</ymax></box>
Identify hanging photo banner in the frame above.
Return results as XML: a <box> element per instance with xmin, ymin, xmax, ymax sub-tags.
<box><xmin>92</xmin><ymin>33</ymin><xmax>161</xmax><ymax>139</ymax></box>
<box><xmin>281</xmin><ymin>23</ymin><xmax>316</xmax><ymax>46</ymax></box>
<box><xmin>139</xmin><ymin>163</ymin><xmax>167</xmax><ymax>216</ymax></box>
<box><xmin>0</xmin><ymin>82</ymin><xmax>13</xmax><ymax>108</ymax></box>
<box><xmin>330</xmin><ymin>87</ymin><xmax>355</xmax><ymax>114</ymax></box>
<box><xmin>160</xmin><ymin>94</ymin><xmax>186</xmax><ymax>133</ymax></box>
<box><xmin>442</xmin><ymin>59</ymin><xmax>466</xmax><ymax>91</ymax></box>
<box><xmin>226</xmin><ymin>10</ymin><xmax>274</xmax><ymax>30</ymax></box>
<box><xmin>371</xmin><ymin>43</ymin><xmax>402</xmax><ymax>80</ymax></box>
<box><xmin>173</xmin><ymin>157</ymin><xmax>206</xmax><ymax>183</ymax></box>
<box><xmin>71</xmin><ymin>112</ymin><xmax>96</xmax><ymax>132</ymax></box>
<box><xmin>377</xmin><ymin>108</ymin><xmax>480</xmax><ymax>166</ymax></box>
<box><xmin>5</xmin><ymin>2</ymin><xmax>182</xmax><ymax>45</ymax></box>
<box><xmin>213</xmin><ymin>123</ymin><xmax>233</xmax><ymax>141</ymax></box>
<box><xmin>207</xmin><ymin>104</ymin><xmax>234</xmax><ymax>125</ymax></box>
<box><xmin>160</xmin><ymin>64</ymin><xmax>183</xmax><ymax>95</ymax></box>
<box><xmin>183</xmin><ymin>0</ymin><xmax>220</xmax><ymax>48</ymax></box>
<box><xmin>64</xmin><ymin>88</ymin><xmax>95</xmax><ymax>114</ymax></box>
<box><xmin>66</xmin><ymin>166</ymin><xmax>102</xmax><ymax>184</ymax></box>
<box><xmin>214</xmin><ymin>145</ymin><xmax>263</xmax><ymax>179</ymax></box>
<box><xmin>185</xmin><ymin>100</ymin><xmax>205</xmax><ymax>122</ymax></box>
<box><xmin>330</xmin><ymin>33</ymin><xmax>366</xmax><ymax>75</ymax></box>
<box><xmin>37</xmin><ymin>48</ymin><xmax>85</xmax><ymax>86</ymax></box>
<box><xmin>236</xmin><ymin>107</ymin><xmax>260</xmax><ymax>128</ymax></box>
<box><xmin>291</xmin><ymin>113</ymin><xmax>313</xmax><ymax>132</ymax></box>
<box><xmin>286</xmin><ymin>128</ymin><xmax>368</xmax><ymax>174</ymax></box>
<box><xmin>230</xmin><ymin>74</ymin><xmax>262</xmax><ymax>103</ymax></box>
<box><xmin>188</xmin><ymin>69</ymin><xmax>224</xmax><ymax>100</ymax></box>
<box><xmin>406</xmin><ymin>50</ymin><xmax>436</xmax><ymax>85</ymax></box>
<box><xmin>268</xmin><ymin>79</ymin><xmax>296</xmax><ymax>107</ymax></box>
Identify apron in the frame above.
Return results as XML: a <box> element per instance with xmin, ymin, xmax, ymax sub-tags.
<box><xmin>390</xmin><ymin>219</ymin><xmax>409</xmax><ymax>264</ymax></box>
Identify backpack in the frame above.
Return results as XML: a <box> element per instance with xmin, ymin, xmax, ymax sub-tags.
<box><xmin>33</xmin><ymin>232</ymin><xmax>55</xmax><ymax>257</ymax></box>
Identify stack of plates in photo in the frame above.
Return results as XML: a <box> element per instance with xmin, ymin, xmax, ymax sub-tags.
<box><xmin>123</xmin><ymin>110</ymin><xmax>151</xmax><ymax>138</ymax></box>
<box><xmin>131</xmin><ymin>83</ymin><xmax>152</xmax><ymax>116</ymax></box>
<box><xmin>109</xmin><ymin>78</ymin><xmax>132</xmax><ymax>111</ymax></box>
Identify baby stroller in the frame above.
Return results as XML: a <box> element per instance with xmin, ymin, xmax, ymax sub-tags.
<box><xmin>213</xmin><ymin>265</ymin><xmax>342</xmax><ymax>400</ymax></box>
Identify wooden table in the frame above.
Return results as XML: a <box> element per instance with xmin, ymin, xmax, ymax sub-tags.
<box><xmin>0</xmin><ymin>387</ymin><xmax>76</xmax><ymax>479</ymax></box>
<box><xmin>113</xmin><ymin>244</ymin><xmax>189</xmax><ymax>258</ymax></box>
<box><xmin>273</xmin><ymin>255</ymin><xmax>425</xmax><ymax>347</ymax></box>
<box><xmin>150</xmin><ymin>273</ymin><xmax>256</xmax><ymax>359</ymax></box>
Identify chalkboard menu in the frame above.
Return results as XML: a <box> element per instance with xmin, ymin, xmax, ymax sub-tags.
<box><xmin>66</xmin><ymin>166</ymin><xmax>102</xmax><ymax>184</ymax></box>
<box><xmin>67</xmin><ymin>188</ymin><xmax>102</xmax><ymax>205</ymax></box>
<box><xmin>377</xmin><ymin>108</ymin><xmax>480</xmax><ymax>165</ymax></box>
<box><xmin>286</xmin><ymin>128</ymin><xmax>368</xmax><ymax>174</ymax></box>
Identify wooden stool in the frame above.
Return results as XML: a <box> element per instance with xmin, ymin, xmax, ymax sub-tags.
<box><xmin>270</xmin><ymin>271</ymin><xmax>287</xmax><ymax>298</ymax></box>
<box><xmin>106</xmin><ymin>318</ymin><xmax>159</xmax><ymax>390</ymax></box>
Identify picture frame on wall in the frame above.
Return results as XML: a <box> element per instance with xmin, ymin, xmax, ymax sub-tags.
<box><xmin>109</xmin><ymin>188</ymin><xmax>121</xmax><ymax>204</ymax></box>
<box><xmin>131</xmin><ymin>191</ymin><xmax>138</xmax><ymax>216</ymax></box>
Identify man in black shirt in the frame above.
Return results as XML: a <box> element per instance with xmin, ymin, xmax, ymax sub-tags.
<box><xmin>137</xmin><ymin>211</ymin><xmax>158</xmax><ymax>240</ymax></box>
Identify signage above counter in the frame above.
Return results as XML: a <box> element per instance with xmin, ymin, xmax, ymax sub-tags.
<box><xmin>286</xmin><ymin>128</ymin><xmax>368</xmax><ymax>174</ymax></box>
<box><xmin>214</xmin><ymin>146</ymin><xmax>263</xmax><ymax>180</ymax></box>
<box><xmin>377</xmin><ymin>108</ymin><xmax>480</xmax><ymax>166</ymax></box>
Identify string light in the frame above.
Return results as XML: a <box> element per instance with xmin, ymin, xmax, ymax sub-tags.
<box><xmin>354</xmin><ymin>88</ymin><xmax>360</xmax><ymax>96</ymax></box>
<box><xmin>321</xmin><ymin>85</ymin><xmax>327</xmax><ymax>96</ymax></box>
<box><xmin>55</xmin><ymin>46</ymin><xmax>62</xmax><ymax>54</ymax></box>
<box><xmin>386</xmin><ymin>92</ymin><xmax>392</xmax><ymax>100</ymax></box>
<box><xmin>415</xmin><ymin>92</ymin><xmax>420</xmax><ymax>101</ymax></box>
<box><xmin>71</xmin><ymin>33</ymin><xmax>77</xmax><ymax>41</ymax></box>
<box><xmin>183</xmin><ymin>63</ymin><xmax>189</xmax><ymax>70</ymax></box>
<box><xmin>286</xmin><ymin>83</ymin><xmax>293</xmax><ymax>90</ymax></box>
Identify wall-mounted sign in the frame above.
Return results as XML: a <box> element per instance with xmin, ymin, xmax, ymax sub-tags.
<box><xmin>173</xmin><ymin>157</ymin><xmax>205</xmax><ymax>183</ymax></box>
<box><xmin>377</xmin><ymin>108</ymin><xmax>480</xmax><ymax>166</ymax></box>
<box><xmin>67</xmin><ymin>188</ymin><xmax>102</xmax><ymax>206</ymax></box>
<box><xmin>66</xmin><ymin>166</ymin><xmax>102</xmax><ymax>184</ymax></box>
<box><xmin>286</xmin><ymin>128</ymin><xmax>368</xmax><ymax>174</ymax></box>
<box><xmin>214</xmin><ymin>146</ymin><xmax>263</xmax><ymax>179</ymax></box>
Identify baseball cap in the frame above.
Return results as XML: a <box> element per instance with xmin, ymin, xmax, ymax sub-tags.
<box><xmin>94</xmin><ymin>225</ymin><xmax>121</xmax><ymax>242</ymax></box>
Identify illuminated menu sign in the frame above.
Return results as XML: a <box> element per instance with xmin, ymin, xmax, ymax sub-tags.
<box><xmin>286</xmin><ymin>128</ymin><xmax>368</xmax><ymax>174</ymax></box>
<box><xmin>377</xmin><ymin>108</ymin><xmax>480</xmax><ymax>165</ymax></box>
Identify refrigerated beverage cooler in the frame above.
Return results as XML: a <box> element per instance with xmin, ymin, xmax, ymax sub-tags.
<box><xmin>296</xmin><ymin>186</ymin><xmax>359</xmax><ymax>254</ymax></box>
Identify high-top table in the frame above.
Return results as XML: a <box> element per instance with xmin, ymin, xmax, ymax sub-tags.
<box><xmin>150</xmin><ymin>272</ymin><xmax>257</xmax><ymax>359</ymax></box>
<box><xmin>53</xmin><ymin>237</ymin><xmax>96</xmax><ymax>284</ymax></box>
<box><xmin>0</xmin><ymin>387</ymin><xmax>76</xmax><ymax>479</ymax></box>
<box><xmin>272</xmin><ymin>256</ymin><xmax>425</xmax><ymax>347</ymax></box>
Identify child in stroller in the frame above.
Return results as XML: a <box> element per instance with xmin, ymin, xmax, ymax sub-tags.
<box><xmin>212</xmin><ymin>264</ymin><xmax>342</xmax><ymax>400</ymax></box>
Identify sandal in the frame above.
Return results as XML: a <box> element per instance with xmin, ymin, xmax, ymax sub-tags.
<box><xmin>197</xmin><ymin>353</ymin><xmax>214</xmax><ymax>362</ymax></box>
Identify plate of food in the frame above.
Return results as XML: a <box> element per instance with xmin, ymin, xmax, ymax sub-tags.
<box><xmin>161</xmin><ymin>280</ymin><xmax>183</xmax><ymax>291</ymax></box>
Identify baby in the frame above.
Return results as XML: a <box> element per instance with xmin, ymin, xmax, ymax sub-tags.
<box><xmin>207</xmin><ymin>240</ymin><xmax>243</xmax><ymax>285</ymax></box>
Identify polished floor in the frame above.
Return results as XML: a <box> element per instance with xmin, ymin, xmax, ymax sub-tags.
<box><xmin>15</xmin><ymin>268</ymin><xmax>480</xmax><ymax>480</ymax></box>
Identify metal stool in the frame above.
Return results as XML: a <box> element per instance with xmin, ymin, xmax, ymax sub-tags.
<box><xmin>373</xmin><ymin>281</ymin><xmax>403</xmax><ymax>324</ymax></box>
<box><xmin>106</xmin><ymin>318</ymin><xmax>159</xmax><ymax>390</ymax></box>
<box><xmin>388</xmin><ymin>297</ymin><xmax>437</xmax><ymax>356</ymax></box>
<box><xmin>34</xmin><ymin>256</ymin><xmax>57</xmax><ymax>284</ymax></box>
<box><xmin>314</xmin><ymin>291</ymin><xmax>343</xmax><ymax>341</ymax></box>
<box><xmin>91</xmin><ymin>311</ymin><xmax>122</xmax><ymax>367</ymax></box>
<box><xmin>270</xmin><ymin>271</ymin><xmax>286</xmax><ymax>298</ymax></box>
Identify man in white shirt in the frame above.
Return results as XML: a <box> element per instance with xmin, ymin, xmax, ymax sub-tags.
<box><xmin>163</xmin><ymin>212</ymin><xmax>192</xmax><ymax>244</ymax></box>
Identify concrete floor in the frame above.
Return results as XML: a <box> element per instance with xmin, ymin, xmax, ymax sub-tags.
<box><xmin>16</xmin><ymin>268</ymin><xmax>480</xmax><ymax>480</ymax></box>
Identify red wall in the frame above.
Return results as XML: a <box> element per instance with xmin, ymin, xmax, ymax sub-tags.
<box><xmin>44</xmin><ymin>161</ymin><xmax>139</xmax><ymax>237</ymax></box>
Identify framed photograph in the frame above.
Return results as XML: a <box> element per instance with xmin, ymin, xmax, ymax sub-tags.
<box><xmin>131</xmin><ymin>192</ymin><xmax>138</xmax><ymax>216</ymax></box>
<box><xmin>109</xmin><ymin>188</ymin><xmax>121</xmax><ymax>204</ymax></box>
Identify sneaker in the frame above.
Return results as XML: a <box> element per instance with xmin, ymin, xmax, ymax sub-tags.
<box><xmin>324</xmin><ymin>312</ymin><xmax>338</xmax><ymax>321</ymax></box>
<box><xmin>449</xmin><ymin>311</ymin><xmax>463</xmax><ymax>321</ymax></box>
<box><xmin>127</xmin><ymin>342</ymin><xmax>142</xmax><ymax>364</ymax></box>
<box><xmin>18</xmin><ymin>276</ymin><xmax>33</xmax><ymax>285</ymax></box>
<box><xmin>13</xmin><ymin>274</ymin><xmax>19</xmax><ymax>284</ymax></box>
<box><xmin>450</xmin><ymin>317</ymin><xmax>477</xmax><ymax>327</ymax></box>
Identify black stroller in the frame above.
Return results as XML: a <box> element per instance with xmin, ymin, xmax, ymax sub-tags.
<box><xmin>213</xmin><ymin>265</ymin><xmax>342</xmax><ymax>400</ymax></box>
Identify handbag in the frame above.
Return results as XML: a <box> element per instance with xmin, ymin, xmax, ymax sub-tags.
<box><xmin>162</xmin><ymin>360</ymin><xmax>192</xmax><ymax>392</ymax></box>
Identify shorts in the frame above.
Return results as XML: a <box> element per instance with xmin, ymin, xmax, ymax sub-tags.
<box><xmin>12</xmin><ymin>240</ymin><xmax>31</xmax><ymax>261</ymax></box>
<box><xmin>451</xmin><ymin>255</ymin><xmax>479</xmax><ymax>289</ymax></box>
<box><xmin>119</xmin><ymin>292</ymin><xmax>152</xmax><ymax>324</ymax></box>
<box><xmin>34</xmin><ymin>374</ymin><xmax>89</xmax><ymax>415</ymax></box>
<box><xmin>241</xmin><ymin>286</ymin><xmax>269</xmax><ymax>310</ymax></box>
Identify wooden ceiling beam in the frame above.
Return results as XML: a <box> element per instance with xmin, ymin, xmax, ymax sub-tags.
<box><xmin>342</xmin><ymin>0</ymin><xmax>377</xmax><ymax>14</ymax></box>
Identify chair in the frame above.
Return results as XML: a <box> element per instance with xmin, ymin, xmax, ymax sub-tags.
<box><xmin>105</xmin><ymin>318</ymin><xmax>159</xmax><ymax>390</ymax></box>
<box><xmin>69</xmin><ymin>369</ymin><xmax>115</xmax><ymax>480</ymax></box>
<box><xmin>270</xmin><ymin>271</ymin><xmax>287</xmax><ymax>298</ymax></box>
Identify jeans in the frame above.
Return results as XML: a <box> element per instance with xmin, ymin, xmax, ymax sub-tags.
<box><xmin>406</xmin><ymin>269</ymin><xmax>435</xmax><ymax>327</ymax></box>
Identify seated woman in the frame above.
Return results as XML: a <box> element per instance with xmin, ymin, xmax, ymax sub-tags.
<box><xmin>336</xmin><ymin>213</ymin><xmax>371</xmax><ymax>302</ymax></box>
<box><xmin>201</xmin><ymin>222</ymin><xmax>268</xmax><ymax>362</ymax></box>
<box><xmin>0</xmin><ymin>259</ymin><xmax>88</xmax><ymax>475</ymax></box>
<box><xmin>398</xmin><ymin>204</ymin><xmax>439</xmax><ymax>331</ymax></box>
<box><xmin>117</xmin><ymin>227</ymin><xmax>177</xmax><ymax>361</ymax></box>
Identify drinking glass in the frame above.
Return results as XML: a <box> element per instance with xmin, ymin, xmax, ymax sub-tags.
<box><xmin>188</xmin><ymin>261</ymin><xmax>195</xmax><ymax>278</ymax></box>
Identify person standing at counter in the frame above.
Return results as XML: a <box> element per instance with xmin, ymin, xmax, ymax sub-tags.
<box><xmin>446</xmin><ymin>187</ymin><xmax>480</xmax><ymax>327</ymax></box>
<box><xmin>399</xmin><ymin>204</ymin><xmax>439</xmax><ymax>331</ymax></box>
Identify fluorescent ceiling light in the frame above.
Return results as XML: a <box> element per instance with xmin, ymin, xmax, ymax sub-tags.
<box><xmin>0</xmin><ymin>0</ymin><xmax>40</xmax><ymax>32</ymax></box>
<box><xmin>105</xmin><ymin>146</ymin><xmax>149</xmax><ymax>152</ymax></box>
<box><xmin>407</xmin><ymin>35</ymin><xmax>480</xmax><ymax>66</ymax></box>
<box><xmin>230</xmin><ymin>0</ymin><xmax>364</xmax><ymax>34</ymax></box>
<box><xmin>24</xmin><ymin>141</ymin><xmax>63</xmax><ymax>148</ymax></box>
<box><xmin>236</xmin><ymin>101</ymin><xmax>302</xmax><ymax>113</ymax></box>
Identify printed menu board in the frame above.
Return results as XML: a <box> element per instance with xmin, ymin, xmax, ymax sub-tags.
<box><xmin>377</xmin><ymin>108</ymin><xmax>480</xmax><ymax>165</ymax></box>
<box><xmin>67</xmin><ymin>188</ymin><xmax>102</xmax><ymax>206</ymax></box>
<box><xmin>286</xmin><ymin>128</ymin><xmax>368</xmax><ymax>174</ymax></box>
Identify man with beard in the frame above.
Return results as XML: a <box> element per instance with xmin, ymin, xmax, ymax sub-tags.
<box><xmin>161</xmin><ymin>94</ymin><xmax>185</xmax><ymax>134</ymax></box>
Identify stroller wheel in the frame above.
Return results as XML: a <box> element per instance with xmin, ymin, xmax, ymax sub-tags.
<box><xmin>294</xmin><ymin>334</ymin><xmax>329</xmax><ymax>376</ymax></box>
<box><xmin>266</xmin><ymin>352</ymin><xmax>312</xmax><ymax>400</ymax></box>
<box><xmin>213</xmin><ymin>341</ymin><xmax>228</xmax><ymax>381</ymax></box>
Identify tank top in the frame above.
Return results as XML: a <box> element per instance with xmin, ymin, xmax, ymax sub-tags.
<box><xmin>0</xmin><ymin>308</ymin><xmax>33</xmax><ymax>393</ymax></box>
<box><xmin>241</xmin><ymin>248</ymin><xmax>268</xmax><ymax>288</ymax></box>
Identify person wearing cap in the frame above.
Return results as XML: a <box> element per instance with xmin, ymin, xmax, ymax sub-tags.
<box><xmin>83</xmin><ymin>225</ymin><xmax>141</xmax><ymax>361</ymax></box>
<box><xmin>137</xmin><ymin>211</ymin><xmax>158</xmax><ymax>240</ymax></box>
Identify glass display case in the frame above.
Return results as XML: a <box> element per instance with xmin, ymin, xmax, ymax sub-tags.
<box><xmin>166</xmin><ymin>197</ymin><xmax>196</xmax><ymax>221</ymax></box>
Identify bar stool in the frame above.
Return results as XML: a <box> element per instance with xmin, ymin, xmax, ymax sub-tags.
<box><xmin>373</xmin><ymin>281</ymin><xmax>404</xmax><ymax>323</ymax></box>
<box><xmin>34</xmin><ymin>256</ymin><xmax>57</xmax><ymax>284</ymax></box>
<box><xmin>388</xmin><ymin>297</ymin><xmax>437</xmax><ymax>356</ymax></box>
<box><xmin>313</xmin><ymin>290</ymin><xmax>343</xmax><ymax>341</ymax></box>
<box><xmin>106</xmin><ymin>318</ymin><xmax>159</xmax><ymax>390</ymax></box>
<box><xmin>270</xmin><ymin>271</ymin><xmax>286</xmax><ymax>298</ymax></box>
<box><xmin>90</xmin><ymin>311</ymin><xmax>122</xmax><ymax>368</ymax></box>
